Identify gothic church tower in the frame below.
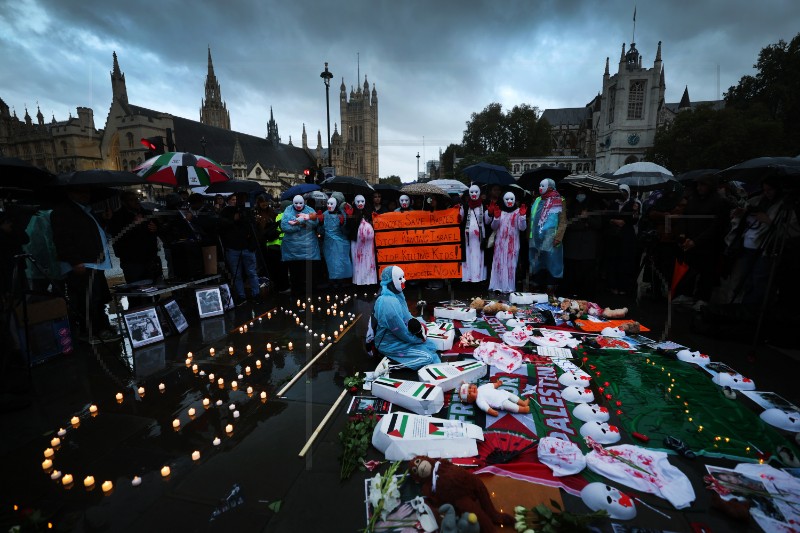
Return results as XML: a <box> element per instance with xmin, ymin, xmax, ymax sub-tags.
<box><xmin>331</xmin><ymin>75</ymin><xmax>378</xmax><ymax>183</ymax></box>
<box><xmin>200</xmin><ymin>47</ymin><xmax>231</xmax><ymax>130</ymax></box>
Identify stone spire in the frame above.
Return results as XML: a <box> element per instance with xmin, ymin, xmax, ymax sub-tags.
<box><xmin>36</xmin><ymin>105</ymin><xmax>44</xmax><ymax>126</ymax></box>
<box><xmin>604</xmin><ymin>57</ymin><xmax>609</xmax><ymax>76</ymax></box>
<box><xmin>371</xmin><ymin>83</ymin><xmax>378</xmax><ymax>105</ymax></box>
<box><xmin>266</xmin><ymin>107</ymin><xmax>280</xmax><ymax>146</ymax></box>
<box><xmin>110</xmin><ymin>51</ymin><xmax>128</xmax><ymax>105</ymax></box>
<box><xmin>231</xmin><ymin>135</ymin><xmax>247</xmax><ymax>179</ymax></box>
<box><xmin>655</xmin><ymin>40</ymin><xmax>662</xmax><ymax>63</ymax></box>
<box><xmin>679</xmin><ymin>86</ymin><xmax>691</xmax><ymax>109</ymax></box>
<box><xmin>24</xmin><ymin>106</ymin><xmax>32</xmax><ymax>126</ymax></box>
<box><xmin>302</xmin><ymin>123</ymin><xmax>308</xmax><ymax>149</ymax></box>
<box><xmin>200</xmin><ymin>46</ymin><xmax>231</xmax><ymax>130</ymax></box>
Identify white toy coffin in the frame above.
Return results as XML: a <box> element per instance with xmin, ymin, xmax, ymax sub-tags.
<box><xmin>372</xmin><ymin>412</ymin><xmax>484</xmax><ymax>461</ymax></box>
<box><xmin>433</xmin><ymin>306</ymin><xmax>476</xmax><ymax>322</ymax></box>
<box><xmin>509</xmin><ymin>292</ymin><xmax>549</xmax><ymax>305</ymax></box>
<box><xmin>372</xmin><ymin>376</ymin><xmax>445</xmax><ymax>416</ymax></box>
<box><xmin>417</xmin><ymin>360</ymin><xmax>488</xmax><ymax>392</ymax></box>
<box><xmin>425</xmin><ymin>322</ymin><xmax>455</xmax><ymax>351</ymax></box>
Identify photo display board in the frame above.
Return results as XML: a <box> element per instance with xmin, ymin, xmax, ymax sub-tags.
<box><xmin>373</xmin><ymin>207</ymin><xmax>462</xmax><ymax>280</ymax></box>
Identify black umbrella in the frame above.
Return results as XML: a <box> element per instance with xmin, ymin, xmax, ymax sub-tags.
<box><xmin>57</xmin><ymin>169</ymin><xmax>146</xmax><ymax>187</ymax></box>
<box><xmin>321</xmin><ymin>175</ymin><xmax>374</xmax><ymax>197</ymax></box>
<box><xmin>461</xmin><ymin>162</ymin><xmax>515</xmax><ymax>185</ymax></box>
<box><xmin>516</xmin><ymin>166</ymin><xmax>571</xmax><ymax>190</ymax></box>
<box><xmin>0</xmin><ymin>157</ymin><xmax>57</xmax><ymax>191</ymax></box>
<box><xmin>205</xmin><ymin>179</ymin><xmax>268</xmax><ymax>197</ymax></box>
<box><xmin>717</xmin><ymin>156</ymin><xmax>800</xmax><ymax>185</ymax></box>
<box><xmin>280</xmin><ymin>183</ymin><xmax>321</xmax><ymax>201</ymax></box>
<box><xmin>675</xmin><ymin>168</ymin><xmax>721</xmax><ymax>184</ymax></box>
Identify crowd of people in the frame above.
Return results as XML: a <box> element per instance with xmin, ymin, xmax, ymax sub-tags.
<box><xmin>1</xmin><ymin>172</ymin><xmax>798</xmax><ymax>347</ymax></box>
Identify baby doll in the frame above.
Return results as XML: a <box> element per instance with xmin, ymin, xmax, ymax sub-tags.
<box><xmin>459</xmin><ymin>382</ymin><xmax>530</xmax><ymax>417</ymax></box>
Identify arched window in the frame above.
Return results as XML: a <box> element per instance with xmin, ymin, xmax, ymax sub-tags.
<box><xmin>513</xmin><ymin>164</ymin><xmax>519</xmax><ymax>173</ymax></box>
<box><xmin>628</xmin><ymin>81</ymin><xmax>646</xmax><ymax>119</ymax></box>
<box><xmin>523</xmin><ymin>164</ymin><xmax>530</xmax><ymax>171</ymax></box>
<box><xmin>126</xmin><ymin>132</ymin><xmax>134</xmax><ymax>147</ymax></box>
<box><xmin>624</xmin><ymin>155</ymin><xmax>639</xmax><ymax>165</ymax></box>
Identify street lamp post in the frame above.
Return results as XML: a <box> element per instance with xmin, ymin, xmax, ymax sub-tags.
<box><xmin>416</xmin><ymin>152</ymin><xmax>420</xmax><ymax>181</ymax></box>
<box><xmin>320</xmin><ymin>62</ymin><xmax>333</xmax><ymax>169</ymax></box>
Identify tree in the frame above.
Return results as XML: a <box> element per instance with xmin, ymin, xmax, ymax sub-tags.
<box><xmin>379</xmin><ymin>175</ymin><xmax>402</xmax><ymax>186</ymax></box>
<box><xmin>462</xmin><ymin>102</ymin><xmax>551</xmax><ymax>158</ymax></box>
<box><xmin>440</xmin><ymin>143</ymin><xmax>461</xmax><ymax>179</ymax></box>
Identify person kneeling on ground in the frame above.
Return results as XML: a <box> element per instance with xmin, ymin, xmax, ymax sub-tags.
<box><xmin>372</xmin><ymin>266</ymin><xmax>440</xmax><ymax>370</ymax></box>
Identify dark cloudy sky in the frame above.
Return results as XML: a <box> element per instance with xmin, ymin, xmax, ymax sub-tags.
<box><xmin>1</xmin><ymin>0</ymin><xmax>797</xmax><ymax>180</ymax></box>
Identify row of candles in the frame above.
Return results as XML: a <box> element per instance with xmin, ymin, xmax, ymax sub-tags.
<box><xmin>42</xmin><ymin>300</ymin><xmax>358</xmax><ymax>494</ymax></box>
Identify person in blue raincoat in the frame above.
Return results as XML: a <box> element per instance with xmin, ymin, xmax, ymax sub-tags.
<box><xmin>373</xmin><ymin>266</ymin><xmax>440</xmax><ymax>370</ymax></box>
<box><xmin>320</xmin><ymin>192</ymin><xmax>352</xmax><ymax>288</ymax></box>
<box><xmin>280</xmin><ymin>194</ymin><xmax>321</xmax><ymax>295</ymax></box>
<box><xmin>529</xmin><ymin>178</ymin><xmax>567</xmax><ymax>294</ymax></box>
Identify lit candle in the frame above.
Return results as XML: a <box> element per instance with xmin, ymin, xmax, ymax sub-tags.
<box><xmin>225</xmin><ymin>424</ymin><xmax>233</xmax><ymax>434</ymax></box>
<box><xmin>296</xmin><ymin>299</ymin><xmax>301</xmax><ymax>307</ymax></box>
<box><xmin>255</xmin><ymin>360</ymin><xmax>262</xmax><ymax>368</ymax></box>
<box><xmin>232</xmin><ymin>410</ymin><xmax>240</xmax><ymax>419</ymax></box>
<box><xmin>267</xmin><ymin>312</ymin><xmax>272</xmax><ymax>319</ymax></box>
<box><xmin>208</xmin><ymin>373</ymin><xmax>215</xmax><ymax>382</ymax></box>
<box><xmin>192</xmin><ymin>364</ymin><xmax>198</xmax><ymax>373</ymax></box>
<box><xmin>340</xmin><ymin>311</ymin><xmax>344</xmax><ymax>317</ymax></box>
<box><xmin>213</xmin><ymin>437</ymin><xmax>221</xmax><ymax>446</ymax></box>
<box><xmin>245</xmin><ymin>366</ymin><xmax>251</xmax><ymax>374</ymax></box>
<box><xmin>102</xmin><ymin>480</ymin><xmax>113</xmax><ymax>493</ymax></box>
<box><xmin>137</xmin><ymin>387</ymin><xmax>145</xmax><ymax>396</ymax></box>
<box><xmin>339</xmin><ymin>324</ymin><xmax>344</xmax><ymax>331</ymax></box>
<box><xmin>115</xmin><ymin>392</ymin><xmax>123</xmax><ymax>402</ymax></box>
<box><xmin>191</xmin><ymin>450</ymin><xmax>201</xmax><ymax>461</ymax></box>
<box><xmin>288</xmin><ymin>342</ymin><xmax>294</xmax><ymax>350</ymax></box>
<box><xmin>50</xmin><ymin>470</ymin><xmax>61</xmax><ymax>481</ymax></box>
<box><xmin>70</xmin><ymin>416</ymin><xmax>80</xmax><ymax>426</ymax></box>
<box><xmin>202</xmin><ymin>398</ymin><xmax>210</xmax><ymax>408</ymax></box>
<box><xmin>188</xmin><ymin>407</ymin><xmax>196</xmax><ymax>417</ymax></box>
<box><xmin>160</xmin><ymin>466</ymin><xmax>170</xmax><ymax>478</ymax></box>
<box><xmin>230</xmin><ymin>380</ymin><xmax>238</xmax><ymax>389</ymax></box>
<box><xmin>172</xmin><ymin>419</ymin><xmax>180</xmax><ymax>429</ymax></box>
<box><xmin>158</xmin><ymin>383</ymin><xmax>165</xmax><ymax>392</ymax></box>
<box><xmin>260</xmin><ymin>391</ymin><xmax>267</xmax><ymax>400</ymax></box>
<box><xmin>217</xmin><ymin>378</ymin><xmax>224</xmax><ymax>386</ymax></box>
<box><xmin>131</xmin><ymin>476</ymin><xmax>141</xmax><ymax>487</ymax></box>
<box><xmin>295</xmin><ymin>317</ymin><xmax>300</xmax><ymax>324</ymax></box>
<box><xmin>57</xmin><ymin>428</ymin><xmax>66</xmax><ymax>437</ymax></box>
<box><xmin>334</xmin><ymin>331</ymin><xmax>339</xmax><ymax>339</ymax></box>
<box><xmin>266</xmin><ymin>343</ymin><xmax>272</xmax><ymax>351</ymax></box>
<box><xmin>237</xmin><ymin>373</ymin><xmax>243</xmax><ymax>379</ymax></box>
<box><xmin>42</xmin><ymin>459</ymin><xmax>53</xmax><ymax>471</ymax></box>
<box><xmin>89</xmin><ymin>404</ymin><xmax>98</xmax><ymax>414</ymax></box>
<box><xmin>83</xmin><ymin>475</ymin><xmax>95</xmax><ymax>488</ymax></box>
<box><xmin>238</xmin><ymin>327</ymin><xmax>243</xmax><ymax>334</ymax></box>
<box><xmin>321</xmin><ymin>334</ymin><xmax>326</xmax><ymax>341</ymax></box>
<box><xmin>306</xmin><ymin>343</ymin><xmax>310</xmax><ymax>347</ymax></box>
<box><xmin>43</xmin><ymin>448</ymin><xmax>54</xmax><ymax>458</ymax></box>
<box><xmin>228</xmin><ymin>346</ymin><xmax>234</xmax><ymax>355</ymax></box>
<box><xmin>246</xmin><ymin>386</ymin><xmax>253</xmax><ymax>395</ymax></box>
<box><xmin>229</xmin><ymin>403</ymin><xmax>236</xmax><ymax>411</ymax></box>
<box><xmin>50</xmin><ymin>437</ymin><xmax>61</xmax><ymax>447</ymax></box>
<box><xmin>326</xmin><ymin>295</ymin><xmax>330</xmax><ymax>302</ymax></box>
<box><xmin>185</xmin><ymin>358</ymin><xmax>191</xmax><ymax>366</ymax></box>
<box><xmin>209</xmin><ymin>348</ymin><xmax>215</xmax><ymax>356</ymax></box>
<box><xmin>310</xmin><ymin>305</ymin><xmax>315</xmax><ymax>312</ymax></box>
<box><xmin>326</xmin><ymin>309</ymin><xmax>331</xmax><ymax>315</ymax></box>
<box><xmin>246</xmin><ymin>344</ymin><xmax>252</xmax><ymax>353</ymax></box>
<box><xmin>215</xmin><ymin>400</ymin><xmax>223</xmax><ymax>406</ymax></box>
<box><xmin>62</xmin><ymin>474</ymin><xmax>73</xmax><ymax>486</ymax></box>
<box><xmin>187</xmin><ymin>352</ymin><xmax>193</xmax><ymax>359</ymax></box>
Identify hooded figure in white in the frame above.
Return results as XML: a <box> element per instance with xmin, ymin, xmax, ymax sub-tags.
<box><xmin>372</xmin><ymin>266</ymin><xmax>440</xmax><ymax>369</ymax></box>
<box><xmin>280</xmin><ymin>195</ymin><xmax>320</xmax><ymax>262</ymax></box>
<box><xmin>488</xmin><ymin>191</ymin><xmax>527</xmax><ymax>293</ymax></box>
<box><xmin>460</xmin><ymin>184</ymin><xmax>489</xmax><ymax>282</ymax></box>
<box><xmin>347</xmin><ymin>194</ymin><xmax>377</xmax><ymax>285</ymax></box>
<box><xmin>319</xmin><ymin>192</ymin><xmax>352</xmax><ymax>283</ymax></box>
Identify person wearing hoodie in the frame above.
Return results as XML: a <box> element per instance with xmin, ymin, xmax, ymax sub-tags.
<box><xmin>372</xmin><ymin>266</ymin><xmax>440</xmax><ymax>370</ymax></box>
<box><xmin>604</xmin><ymin>184</ymin><xmax>639</xmax><ymax>295</ymax></box>
<box><xmin>488</xmin><ymin>191</ymin><xmax>527</xmax><ymax>293</ymax></box>
<box><xmin>280</xmin><ymin>194</ymin><xmax>320</xmax><ymax>296</ymax></box>
<box><xmin>528</xmin><ymin>178</ymin><xmax>567</xmax><ymax>295</ymax></box>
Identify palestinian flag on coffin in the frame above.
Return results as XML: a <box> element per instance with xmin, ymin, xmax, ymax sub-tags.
<box><xmin>135</xmin><ymin>152</ymin><xmax>230</xmax><ymax>187</ymax></box>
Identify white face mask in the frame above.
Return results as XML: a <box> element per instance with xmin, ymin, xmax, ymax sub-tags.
<box><xmin>327</xmin><ymin>197</ymin><xmax>337</xmax><ymax>212</ymax></box>
<box><xmin>760</xmin><ymin>408</ymin><xmax>800</xmax><ymax>432</ymax></box>
<box><xmin>503</xmin><ymin>192</ymin><xmax>515</xmax><ymax>208</ymax></box>
<box><xmin>579</xmin><ymin>420</ymin><xmax>621</xmax><ymax>444</ymax></box>
<box><xmin>558</xmin><ymin>371</ymin><xmax>592</xmax><ymax>387</ymax></box>
<box><xmin>399</xmin><ymin>195</ymin><xmax>411</xmax><ymax>209</ymax></box>
<box><xmin>391</xmin><ymin>267</ymin><xmax>406</xmax><ymax>292</ymax></box>
<box><xmin>580</xmin><ymin>483</ymin><xmax>636</xmax><ymax>520</ymax></box>
<box><xmin>293</xmin><ymin>195</ymin><xmax>305</xmax><ymax>211</ymax></box>
<box><xmin>572</xmin><ymin>403</ymin><xmax>610</xmax><ymax>423</ymax></box>
<box><xmin>539</xmin><ymin>179</ymin><xmax>550</xmax><ymax>195</ymax></box>
<box><xmin>469</xmin><ymin>185</ymin><xmax>481</xmax><ymax>201</ymax></box>
<box><xmin>560</xmin><ymin>386</ymin><xmax>594</xmax><ymax>404</ymax></box>
<box><xmin>354</xmin><ymin>195</ymin><xmax>366</xmax><ymax>209</ymax></box>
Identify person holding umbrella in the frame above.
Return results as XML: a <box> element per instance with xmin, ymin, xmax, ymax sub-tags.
<box><xmin>319</xmin><ymin>192</ymin><xmax>352</xmax><ymax>289</ymax></box>
<box><xmin>280</xmin><ymin>195</ymin><xmax>321</xmax><ymax>296</ymax></box>
<box><xmin>488</xmin><ymin>191</ymin><xmax>527</xmax><ymax>293</ymax></box>
<box><xmin>528</xmin><ymin>179</ymin><xmax>566</xmax><ymax>295</ymax></box>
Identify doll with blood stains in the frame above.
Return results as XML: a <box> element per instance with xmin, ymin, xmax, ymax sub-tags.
<box><xmin>488</xmin><ymin>191</ymin><xmax>527</xmax><ymax>293</ymax></box>
<box><xmin>346</xmin><ymin>194</ymin><xmax>377</xmax><ymax>285</ymax></box>
<box><xmin>459</xmin><ymin>381</ymin><xmax>530</xmax><ymax>417</ymax></box>
<box><xmin>372</xmin><ymin>266</ymin><xmax>439</xmax><ymax>369</ymax></box>
<box><xmin>280</xmin><ymin>194</ymin><xmax>321</xmax><ymax>294</ymax></box>
<box><xmin>459</xmin><ymin>184</ymin><xmax>490</xmax><ymax>282</ymax></box>
<box><xmin>319</xmin><ymin>192</ymin><xmax>352</xmax><ymax>288</ymax></box>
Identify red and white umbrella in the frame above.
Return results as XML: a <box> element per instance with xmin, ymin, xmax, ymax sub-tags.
<box><xmin>134</xmin><ymin>152</ymin><xmax>230</xmax><ymax>187</ymax></box>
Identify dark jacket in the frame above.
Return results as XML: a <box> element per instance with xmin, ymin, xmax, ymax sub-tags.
<box><xmin>219</xmin><ymin>206</ymin><xmax>256</xmax><ymax>251</ymax></box>
<box><xmin>107</xmin><ymin>207</ymin><xmax>159</xmax><ymax>261</ymax></box>
<box><xmin>50</xmin><ymin>201</ymin><xmax>105</xmax><ymax>266</ymax></box>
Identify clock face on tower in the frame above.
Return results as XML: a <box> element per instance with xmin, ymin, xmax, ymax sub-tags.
<box><xmin>627</xmin><ymin>133</ymin><xmax>640</xmax><ymax>146</ymax></box>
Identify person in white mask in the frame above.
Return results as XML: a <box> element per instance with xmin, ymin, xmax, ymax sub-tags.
<box><xmin>346</xmin><ymin>194</ymin><xmax>378</xmax><ymax>285</ymax></box>
<box><xmin>460</xmin><ymin>184</ymin><xmax>489</xmax><ymax>283</ymax></box>
<box><xmin>280</xmin><ymin>194</ymin><xmax>320</xmax><ymax>295</ymax></box>
<box><xmin>488</xmin><ymin>191</ymin><xmax>527</xmax><ymax>293</ymax></box>
<box><xmin>528</xmin><ymin>178</ymin><xmax>566</xmax><ymax>295</ymax></box>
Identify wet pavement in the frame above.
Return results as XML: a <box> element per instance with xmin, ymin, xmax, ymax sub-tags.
<box><xmin>2</xmin><ymin>281</ymin><xmax>798</xmax><ymax>532</ymax></box>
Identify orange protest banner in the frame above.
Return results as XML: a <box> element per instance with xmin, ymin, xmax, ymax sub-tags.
<box><xmin>375</xmin><ymin>227</ymin><xmax>461</xmax><ymax>247</ymax></box>
<box><xmin>376</xmin><ymin>261</ymin><xmax>462</xmax><ymax>280</ymax></box>
<box><xmin>377</xmin><ymin>244</ymin><xmax>462</xmax><ymax>264</ymax></box>
<box><xmin>372</xmin><ymin>207</ymin><xmax>460</xmax><ymax>231</ymax></box>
